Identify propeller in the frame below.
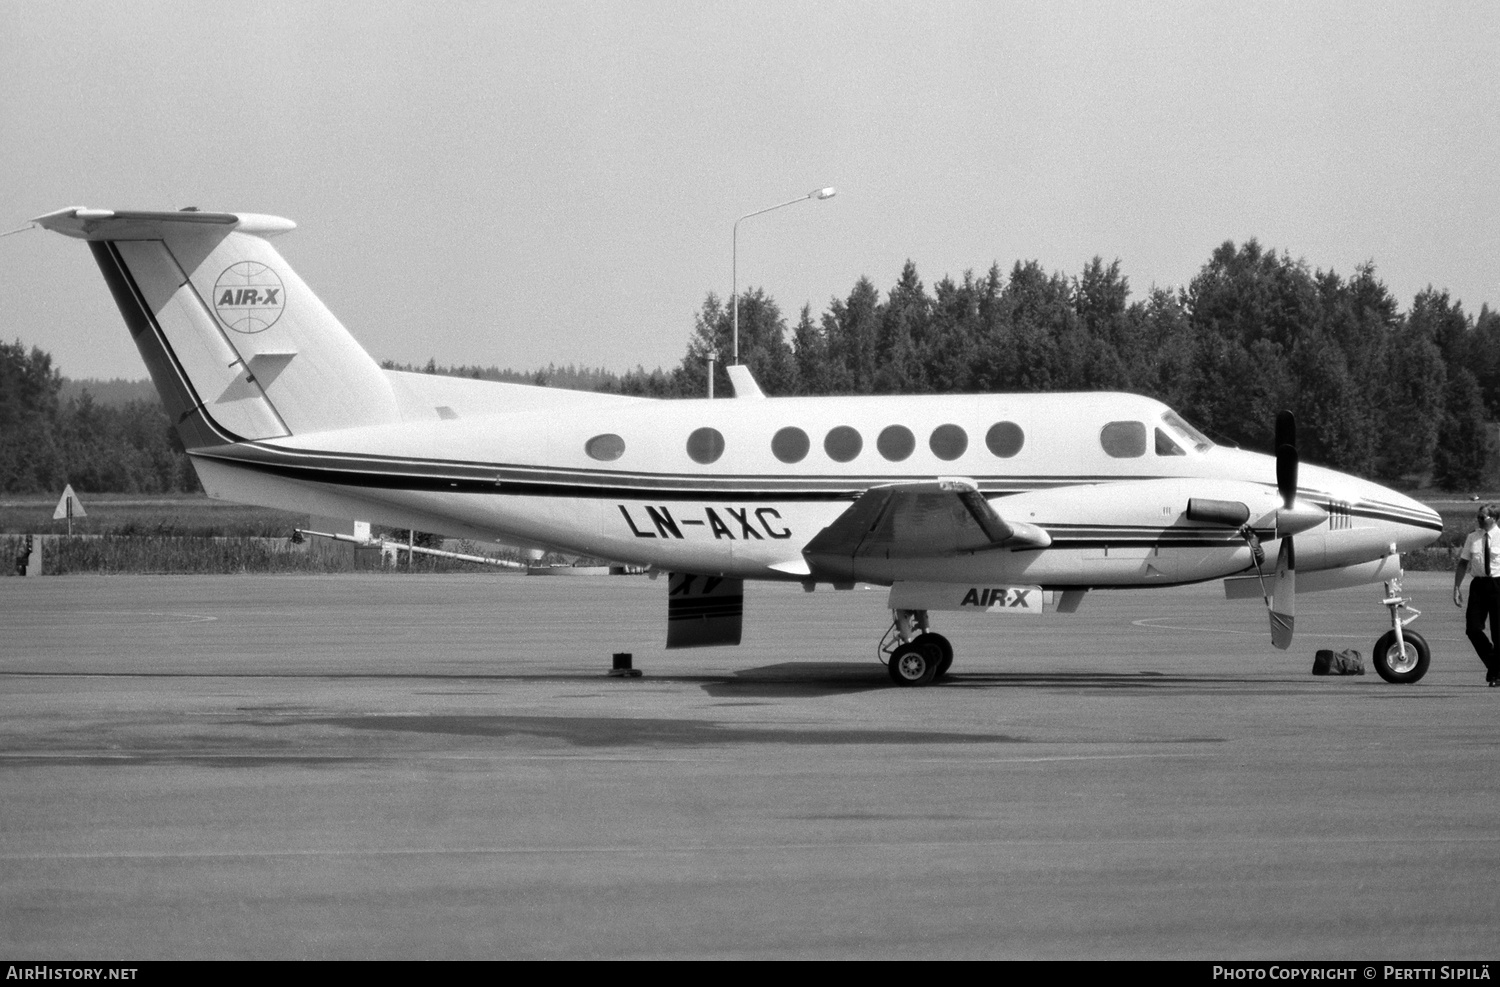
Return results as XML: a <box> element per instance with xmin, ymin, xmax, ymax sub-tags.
<box><xmin>1185</xmin><ymin>410</ymin><xmax>1317</xmax><ymax>650</ymax></box>
<box><xmin>1268</xmin><ymin>410</ymin><xmax>1298</xmax><ymax>650</ymax></box>
<box><xmin>1275</xmin><ymin>411</ymin><xmax>1297</xmax><ymax>510</ymax></box>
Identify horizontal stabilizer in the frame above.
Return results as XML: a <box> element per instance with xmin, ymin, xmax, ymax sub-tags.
<box><xmin>32</xmin><ymin>207</ymin><xmax>295</xmax><ymax>240</ymax></box>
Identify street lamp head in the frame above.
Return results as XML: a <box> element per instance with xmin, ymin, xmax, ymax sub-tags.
<box><xmin>733</xmin><ymin>185</ymin><xmax>838</xmax><ymax>366</ymax></box>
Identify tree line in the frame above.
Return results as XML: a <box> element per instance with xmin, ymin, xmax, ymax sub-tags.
<box><xmin>672</xmin><ymin>240</ymin><xmax>1499</xmax><ymax>488</ymax></box>
<box><xmin>0</xmin><ymin>341</ymin><xmax>197</xmax><ymax>495</ymax></box>
<box><xmin>4</xmin><ymin>238</ymin><xmax>1497</xmax><ymax>494</ymax></box>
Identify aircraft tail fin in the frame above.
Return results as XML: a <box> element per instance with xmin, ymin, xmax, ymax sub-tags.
<box><xmin>33</xmin><ymin>207</ymin><xmax>400</xmax><ymax>448</ymax></box>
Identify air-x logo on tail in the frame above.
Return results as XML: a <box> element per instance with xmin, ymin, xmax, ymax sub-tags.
<box><xmin>213</xmin><ymin>262</ymin><xmax>285</xmax><ymax>333</ymax></box>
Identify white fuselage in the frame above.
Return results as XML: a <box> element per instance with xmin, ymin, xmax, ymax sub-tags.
<box><xmin>189</xmin><ymin>383</ymin><xmax>1442</xmax><ymax>589</ymax></box>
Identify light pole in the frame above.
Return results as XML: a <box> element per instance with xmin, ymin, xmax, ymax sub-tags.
<box><xmin>732</xmin><ymin>187</ymin><xmax>836</xmax><ymax>367</ymax></box>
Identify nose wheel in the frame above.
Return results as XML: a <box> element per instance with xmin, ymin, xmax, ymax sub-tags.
<box><xmin>1372</xmin><ymin>629</ymin><xmax>1430</xmax><ymax>683</ymax></box>
<box><xmin>1372</xmin><ymin>578</ymin><xmax>1429</xmax><ymax>684</ymax></box>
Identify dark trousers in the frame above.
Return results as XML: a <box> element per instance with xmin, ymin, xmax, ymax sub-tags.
<box><xmin>1465</xmin><ymin>576</ymin><xmax>1500</xmax><ymax>675</ymax></box>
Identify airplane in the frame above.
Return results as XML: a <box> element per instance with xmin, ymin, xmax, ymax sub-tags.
<box><xmin>31</xmin><ymin>206</ymin><xmax>1446</xmax><ymax>685</ymax></box>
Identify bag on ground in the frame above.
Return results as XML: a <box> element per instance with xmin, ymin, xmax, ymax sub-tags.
<box><xmin>1312</xmin><ymin>649</ymin><xmax>1365</xmax><ymax>675</ymax></box>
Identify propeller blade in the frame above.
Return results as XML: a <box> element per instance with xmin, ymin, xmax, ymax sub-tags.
<box><xmin>1275</xmin><ymin>410</ymin><xmax>1297</xmax><ymax>510</ymax></box>
<box><xmin>1269</xmin><ymin>537</ymin><xmax>1296</xmax><ymax>650</ymax></box>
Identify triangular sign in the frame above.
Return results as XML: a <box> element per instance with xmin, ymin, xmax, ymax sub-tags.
<box><xmin>53</xmin><ymin>484</ymin><xmax>86</xmax><ymax>520</ymax></box>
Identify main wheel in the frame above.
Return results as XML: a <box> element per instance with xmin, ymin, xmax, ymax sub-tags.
<box><xmin>913</xmin><ymin>632</ymin><xmax>954</xmax><ymax>679</ymax></box>
<box><xmin>1372</xmin><ymin>629</ymin><xmax>1430</xmax><ymax>684</ymax></box>
<box><xmin>888</xmin><ymin>642</ymin><xmax>940</xmax><ymax>686</ymax></box>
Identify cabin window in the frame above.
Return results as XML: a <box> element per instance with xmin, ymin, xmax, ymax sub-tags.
<box><xmin>1100</xmin><ymin>421</ymin><xmax>1146</xmax><ymax>458</ymax></box>
<box><xmin>824</xmin><ymin>426</ymin><xmax>863</xmax><ymax>463</ymax></box>
<box><xmin>985</xmin><ymin>421</ymin><xmax>1024</xmax><ymax>458</ymax></box>
<box><xmin>929</xmin><ymin>424</ymin><xmax>968</xmax><ymax>461</ymax></box>
<box><xmin>772</xmin><ymin>426</ymin><xmax>810</xmax><ymax>463</ymax></box>
<box><xmin>877</xmin><ymin>425</ymin><xmax>915</xmax><ymax>461</ymax></box>
<box><xmin>585</xmin><ymin>433</ymin><xmax>625</xmax><ymax>461</ymax></box>
<box><xmin>1154</xmin><ymin>427</ymin><xmax>1185</xmax><ymax>456</ymax></box>
<box><xmin>686</xmin><ymin>427</ymin><xmax>725</xmax><ymax>464</ymax></box>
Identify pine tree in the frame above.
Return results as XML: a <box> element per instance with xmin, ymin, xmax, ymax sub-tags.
<box><xmin>874</xmin><ymin>261</ymin><xmax>929</xmax><ymax>393</ymax></box>
<box><xmin>924</xmin><ymin>272</ymin><xmax>983</xmax><ymax>393</ymax></box>
<box><xmin>0</xmin><ymin>341</ymin><xmax>65</xmax><ymax>493</ymax></box>
<box><xmin>822</xmin><ymin>277</ymin><xmax>881</xmax><ymax>395</ymax></box>
<box><xmin>791</xmin><ymin>305</ymin><xmax>829</xmax><ymax>396</ymax></box>
<box><xmin>1434</xmin><ymin>369</ymin><xmax>1491</xmax><ymax>490</ymax></box>
<box><xmin>1379</xmin><ymin>318</ymin><xmax>1447</xmax><ymax>481</ymax></box>
<box><xmin>1073</xmin><ymin>257</ymin><xmax>1132</xmax><ymax>390</ymax></box>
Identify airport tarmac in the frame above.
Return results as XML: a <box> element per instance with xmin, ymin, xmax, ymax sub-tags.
<box><xmin>2</xmin><ymin>571</ymin><xmax>1496</xmax><ymax>959</ymax></box>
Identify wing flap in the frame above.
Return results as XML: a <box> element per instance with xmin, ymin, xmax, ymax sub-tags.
<box><xmin>665</xmin><ymin>573</ymin><xmax>744</xmax><ymax>648</ymax></box>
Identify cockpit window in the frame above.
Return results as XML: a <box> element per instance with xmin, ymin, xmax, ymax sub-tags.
<box><xmin>1160</xmin><ymin>411</ymin><xmax>1213</xmax><ymax>452</ymax></box>
<box><xmin>1154</xmin><ymin>427</ymin><xmax>1185</xmax><ymax>456</ymax></box>
<box><xmin>1100</xmin><ymin>421</ymin><xmax>1146</xmax><ymax>458</ymax></box>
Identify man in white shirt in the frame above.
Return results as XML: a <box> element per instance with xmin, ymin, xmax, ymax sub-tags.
<box><xmin>1453</xmin><ymin>503</ymin><xmax>1500</xmax><ymax>686</ymax></box>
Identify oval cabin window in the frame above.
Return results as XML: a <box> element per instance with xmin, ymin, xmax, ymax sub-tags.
<box><xmin>585</xmin><ymin>433</ymin><xmax>625</xmax><ymax>462</ymax></box>
<box><xmin>824</xmin><ymin>426</ymin><xmax>863</xmax><ymax>463</ymax></box>
<box><xmin>686</xmin><ymin>427</ymin><xmax>725</xmax><ymax>464</ymax></box>
<box><xmin>929</xmin><ymin>424</ymin><xmax>968</xmax><ymax>461</ymax></box>
<box><xmin>1100</xmin><ymin>421</ymin><xmax>1147</xmax><ymax>458</ymax></box>
<box><xmin>985</xmin><ymin>421</ymin><xmax>1024</xmax><ymax>458</ymax></box>
<box><xmin>771</xmin><ymin>427</ymin><xmax>810</xmax><ymax>464</ymax></box>
<box><xmin>877</xmin><ymin>425</ymin><xmax>915</xmax><ymax>462</ymax></box>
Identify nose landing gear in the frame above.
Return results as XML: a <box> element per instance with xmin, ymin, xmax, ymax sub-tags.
<box><xmin>882</xmin><ymin>609</ymin><xmax>954</xmax><ymax>686</ymax></box>
<box><xmin>1372</xmin><ymin>578</ymin><xmax>1429</xmax><ymax>684</ymax></box>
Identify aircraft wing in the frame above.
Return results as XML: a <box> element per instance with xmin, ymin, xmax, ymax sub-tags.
<box><xmin>803</xmin><ymin>478</ymin><xmax>1049</xmax><ymax>579</ymax></box>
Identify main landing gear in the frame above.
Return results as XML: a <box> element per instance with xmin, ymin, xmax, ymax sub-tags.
<box><xmin>883</xmin><ymin>609</ymin><xmax>953</xmax><ymax>686</ymax></box>
<box><xmin>1371</xmin><ymin>577</ymin><xmax>1430</xmax><ymax>684</ymax></box>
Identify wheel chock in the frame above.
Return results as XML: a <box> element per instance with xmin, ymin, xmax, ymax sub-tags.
<box><xmin>608</xmin><ymin>652</ymin><xmax>642</xmax><ymax>678</ymax></box>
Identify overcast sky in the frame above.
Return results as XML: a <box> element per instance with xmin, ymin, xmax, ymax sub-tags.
<box><xmin>2</xmin><ymin>1</ymin><xmax>1497</xmax><ymax>382</ymax></box>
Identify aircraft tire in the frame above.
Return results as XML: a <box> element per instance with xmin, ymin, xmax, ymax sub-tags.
<box><xmin>888</xmin><ymin>642</ymin><xmax>940</xmax><ymax>686</ymax></box>
<box><xmin>914</xmin><ymin>632</ymin><xmax>954</xmax><ymax>679</ymax></box>
<box><xmin>1372</xmin><ymin>629</ymin><xmax>1430</xmax><ymax>684</ymax></box>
